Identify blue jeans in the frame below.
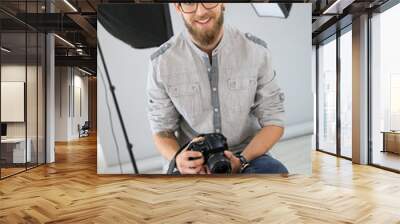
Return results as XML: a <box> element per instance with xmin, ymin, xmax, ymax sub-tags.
<box><xmin>240</xmin><ymin>154</ymin><xmax>288</xmax><ymax>174</ymax></box>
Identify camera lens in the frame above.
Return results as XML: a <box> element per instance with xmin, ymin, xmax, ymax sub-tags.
<box><xmin>211</xmin><ymin>161</ymin><xmax>231</xmax><ymax>173</ymax></box>
<box><xmin>207</xmin><ymin>153</ymin><xmax>231</xmax><ymax>174</ymax></box>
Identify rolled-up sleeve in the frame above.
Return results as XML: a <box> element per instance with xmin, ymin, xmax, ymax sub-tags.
<box><xmin>146</xmin><ymin>60</ymin><xmax>180</xmax><ymax>134</ymax></box>
<box><xmin>251</xmin><ymin>49</ymin><xmax>285</xmax><ymax>128</ymax></box>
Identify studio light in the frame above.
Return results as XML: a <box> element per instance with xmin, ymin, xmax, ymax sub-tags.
<box><xmin>252</xmin><ymin>3</ymin><xmax>292</xmax><ymax>18</ymax></box>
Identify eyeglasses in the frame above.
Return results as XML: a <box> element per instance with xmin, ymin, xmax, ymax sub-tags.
<box><xmin>179</xmin><ymin>3</ymin><xmax>219</xmax><ymax>14</ymax></box>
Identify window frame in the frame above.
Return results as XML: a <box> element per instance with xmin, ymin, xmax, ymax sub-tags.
<box><xmin>315</xmin><ymin>24</ymin><xmax>353</xmax><ymax>161</ymax></box>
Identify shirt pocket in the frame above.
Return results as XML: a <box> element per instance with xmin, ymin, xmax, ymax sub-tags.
<box><xmin>226</xmin><ymin>77</ymin><xmax>257</xmax><ymax>112</ymax></box>
<box><xmin>166</xmin><ymin>82</ymin><xmax>203</xmax><ymax>121</ymax></box>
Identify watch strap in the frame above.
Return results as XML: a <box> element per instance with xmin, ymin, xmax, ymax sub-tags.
<box><xmin>238</xmin><ymin>155</ymin><xmax>250</xmax><ymax>173</ymax></box>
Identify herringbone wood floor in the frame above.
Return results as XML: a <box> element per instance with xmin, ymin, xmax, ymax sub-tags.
<box><xmin>1</xmin><ymin>134</ymin><xmax>400</xmax><ymax>224</ymax></box>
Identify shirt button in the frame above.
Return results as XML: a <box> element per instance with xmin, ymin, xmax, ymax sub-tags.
<box><xmin>214</xmin><ymin>108</ymin><xmax>219</xmax><ymax>112</ymax></box>
<box><xmin>212</xmin><ymin>87</ymin><xmax>217</xmax><ymax>91</ymax></box>
<box><xmin>215</xmin><ymin>129</ymin><xmax>220</xmax><ymax>133</ymax></box>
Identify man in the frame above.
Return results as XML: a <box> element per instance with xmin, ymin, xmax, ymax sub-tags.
<box><xmin>147</xmin><ymin>3</ymin><xmax>288</xmax><ymax>174</ymax></box>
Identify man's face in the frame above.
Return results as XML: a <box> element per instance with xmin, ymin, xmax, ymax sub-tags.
<box><xmin>176</xmin><ymin>3</ymin><xmax>225</xmax><ymax>46</ymax></box>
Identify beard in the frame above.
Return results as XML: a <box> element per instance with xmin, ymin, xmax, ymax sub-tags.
<box><xmin>184</xmin><ymin>11</ymin><xmax>224</xmax><ymax>46</ymax></box>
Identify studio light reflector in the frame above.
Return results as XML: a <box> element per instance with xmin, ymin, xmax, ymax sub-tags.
<box><xmin>98</xmin><ymin>4</ymin><xmax>173</xmax><ymax>49</ymax></box>
<box><xmin>252</xmin><ymin>3</ymin><xmax>292</xmax><ymax>18</ymax></box>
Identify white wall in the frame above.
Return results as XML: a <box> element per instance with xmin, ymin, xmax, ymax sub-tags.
<box><xmin>72</xmin><ymin>73</ymin><xmax>89</xmax><ymax>138</ymax></box>
<box><xmin>97</xmin><ymin>3</ymin><xmax>313</xmax><ymax>174</ymax></box>
<box><xmin>55</xmin><ymin>67</ymin><xmax>89</xmax><ymax>141</ymax></box>
<box><xmin>1</xmin><ymin>65</ymin><xmax>42</xmax><ymax>138</ymax></box>
<box><xmin>55</xmin><ymin>67</ymin><xmax>69</xmax><ymax>141</ymax></box>
<box><xmin>1</xmin><ymin>63</ymin><xmax>47</xmax><ymax>164</ymax></box>
<box><xmin>1</xmin><ymin>65</ymin><xmax>26</xmax><ymax>130</ymax></box>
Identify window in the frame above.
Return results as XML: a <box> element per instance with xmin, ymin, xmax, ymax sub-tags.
<box><xmin>0</xmin><ymin>1</ymin><xmax>47</xmax><ymax>179</ymax></box>
<box><xmin>339</xmin><ymin>28</ymin><xmax>352</xmax><ymax>158</ymax></box>
<box><xmin>316</xmin><ymin>25</ymin><xmax>353</xmax><ymax>159</ymax></box>
<box><xmin>370</xmin><ymin>2</ymin><xmax>400</xmax><ymax>171</ymax></box>
<box><xmin>390</xmin><ymin>74</ymin><xmax>400</xmax><ymax>130</ymax></box>
<box><xmin>317</xmin><ymin>36</ymin><xmax>337</xmax><ymax>155</ymax></box>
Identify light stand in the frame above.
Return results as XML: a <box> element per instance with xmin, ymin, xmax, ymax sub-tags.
<box><xmin>97</xmin><ymin>37</ymin><xmax>139</xmax><ymax>174</ymax></box>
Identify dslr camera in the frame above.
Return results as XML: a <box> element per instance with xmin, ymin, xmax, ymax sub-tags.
<box><xmin>188</xmin><ymin>133</ymin><xmax>231</xmax><ymax>174</ymax></box>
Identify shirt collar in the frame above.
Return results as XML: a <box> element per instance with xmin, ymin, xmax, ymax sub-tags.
<box><xmin>183</xmin><ymin>24</ymin><xmax>229</xmax><ymax>59</ymax></box>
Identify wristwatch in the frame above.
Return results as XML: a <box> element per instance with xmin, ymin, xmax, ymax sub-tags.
<box><xmin>238</xmin><ymin>155</ymin><xmax>250</xmax><ymax>173</ymax></box>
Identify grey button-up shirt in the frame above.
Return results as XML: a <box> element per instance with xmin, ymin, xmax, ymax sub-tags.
<box><xmin>146</xmin><ymin>25</ymin><xmax>285</xmax><ymax>153</ymax></box>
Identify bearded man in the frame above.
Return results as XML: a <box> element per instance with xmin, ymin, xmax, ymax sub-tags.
<box><xmin>146</xmin><ymin>3</ymin><xmax>288</xmax><ymax>174</ymax></box>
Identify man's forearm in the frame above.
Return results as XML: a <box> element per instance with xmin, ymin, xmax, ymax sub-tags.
<box><xmin>153</xmin><ymin>131</ymin><xmax>181</xmax><ymax>161</ymax></box>
<box><xmin>241</xmin><ymin>125</ymin><xmax>284</xmax><ymax>161</ymax></box>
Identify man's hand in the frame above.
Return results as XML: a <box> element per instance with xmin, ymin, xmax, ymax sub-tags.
<box><xmin>199</xmin><ymin>165</ymin><xmax>211</xmax><ymax>174</ymax></box>
<box><xmin>224</xmin><ymin>151</ymin><xmax>241</xmax><ymax>174</ymax></box>
<box><xmin>176</xmin><ymin>150</ymin><xmax>205</xmax><ymax>174</ymax></box>
<box><xmin>176</xmin><ymin>137</ymin><xmax>208</xmax><ymax>174</ymax></box>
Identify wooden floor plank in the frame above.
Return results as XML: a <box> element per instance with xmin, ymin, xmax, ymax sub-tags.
<box><xmin>0</xmin><ymin>134</ymin><xmax>400</xmax><ymax>223</ymax></box>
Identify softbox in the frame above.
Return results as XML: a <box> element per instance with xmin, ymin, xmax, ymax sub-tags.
<box><xmin>98</xmin><ymin>3</ymin><xmax>173</xmax><ymax>49</ymax></box>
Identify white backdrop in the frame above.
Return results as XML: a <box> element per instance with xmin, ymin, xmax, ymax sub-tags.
<box><xmin>97</xmin><ymin>3</ymin><xmax>313</xmax><ymax>174</ymax></box>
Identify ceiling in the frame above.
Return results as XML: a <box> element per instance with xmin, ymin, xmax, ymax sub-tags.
<box><xmin>311</xmin><ymin>0</ymin><xmax>390</xmax><ymax>44</ymax></box>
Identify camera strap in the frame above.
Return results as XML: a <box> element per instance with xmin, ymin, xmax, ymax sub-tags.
<box><xmin>167</xmin><ymin>141</ymin><xmax>191</xmax><ymax>174</ymax></box>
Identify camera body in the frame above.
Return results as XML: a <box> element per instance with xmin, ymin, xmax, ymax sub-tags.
<box><xmin>188</xmin><ymin>133</ymin><xmax>231</xmax><ymax>174</ymax></box>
